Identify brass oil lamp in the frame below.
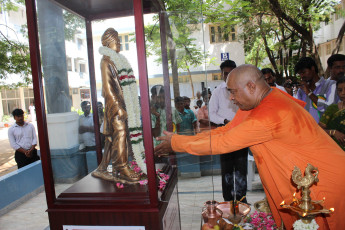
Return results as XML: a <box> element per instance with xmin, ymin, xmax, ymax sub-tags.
<box><xmin>280</xmin><ymin>163</ymin><xmax>334</xmax><ymax>224</ymax></box>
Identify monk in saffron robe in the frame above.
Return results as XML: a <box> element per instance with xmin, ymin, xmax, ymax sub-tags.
<box><xmin>155</xmin><ymin>64</ymin><xmax>345</xmax><ymax>230</ymax></box>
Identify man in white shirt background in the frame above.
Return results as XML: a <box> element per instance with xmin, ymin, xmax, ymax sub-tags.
<box><xmin>79</xmin><ymin>101</ymin><xmax>96</xmax><ymax>152</ymax></box>
<box><xmin>8</xmin><ymin>108</ymin><xmax>40</xmax><ymax>169</ymax></box>
<box><xmin>209</xmin><ymin>60</ymin><xmax>248</xmax><ymax>203</ymax></box>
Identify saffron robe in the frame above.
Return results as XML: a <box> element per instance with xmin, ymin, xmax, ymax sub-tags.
<box><xmin>171</xmin><ymin>89</ymin><xmax>345</xmax><ymax>230</ymax></box>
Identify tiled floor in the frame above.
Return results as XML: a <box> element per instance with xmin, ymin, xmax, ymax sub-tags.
<box><xmin>0</xmin><ymin>174</ymin><xmax>265</xmax><ymax>230</ymax></box>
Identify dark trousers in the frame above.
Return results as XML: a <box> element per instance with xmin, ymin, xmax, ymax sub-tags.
<box><xmin>220</xmin><ymin>148</ymin><xmax>248</xmax><ymax>203</ymax></box>
<box><xmin>15</xmin><ymin>149</ymin><xmax>40</xmax><ymax>169</ymax></box>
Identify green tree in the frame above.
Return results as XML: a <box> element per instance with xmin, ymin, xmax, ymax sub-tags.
<box><xmin>0</xmin><ymin>0</ymin><xmax>84</xmax><ymax>88</ymax></box>
<box><xmin>203</xmin><ymin>0</ymin><xmax>339</xmax><ymax>81</ymax></box>
<box><xmin>145</xmin><ymin>0</ymin><xmax>206</xmax><ymax>98</ymax></box>
<box><xmin>0</xmin><ymin>0</ymin><xmax>31</xmax><ymax>88</ymax></box>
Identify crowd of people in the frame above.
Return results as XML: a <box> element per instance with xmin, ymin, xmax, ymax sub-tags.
<box><xmin>6</xmin><ymin>47</ymin><xmax>345</xmax><ymax>228</ymax></box>
<box><xmin>154</xmin><ymin>54</ymin><xmax>345</xmax><ymax>229</ymax></box>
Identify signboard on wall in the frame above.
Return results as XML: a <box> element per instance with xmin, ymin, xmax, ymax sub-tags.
<box><xmin>221</xmin><ymin>52</ymin><xmax>229</xmax><ymax>61</ymax></box>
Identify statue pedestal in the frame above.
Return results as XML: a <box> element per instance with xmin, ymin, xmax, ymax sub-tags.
<box><xmin>47</xmin><ymin>112</ymin><xmax>87</xmax><ymax>183</ymax></box>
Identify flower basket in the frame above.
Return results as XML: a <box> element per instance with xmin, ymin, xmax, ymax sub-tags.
<box><xmin>243</xmin><ymin>211</ymin><xmax>278</xmax><ymax>230</ymax></box>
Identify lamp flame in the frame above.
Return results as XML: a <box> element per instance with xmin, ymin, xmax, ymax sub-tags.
<box><xmin>330</xmin><ymin>208</ymin><xmax>334</xmax><ymax>212</ymax></box>
<box><xmin>280</xmin><ymin>201</ymin><xmax>285</xmax><ymax>206</ymax></box>
<box><xmin>323</xmin><ymin>197</ymin><xmax>325</xmax><ymax>201</ymax></box>
<box><xmin>302</xmin><ymin>213</ymin><xmax>307</xmax><ymax>217</ymax></box>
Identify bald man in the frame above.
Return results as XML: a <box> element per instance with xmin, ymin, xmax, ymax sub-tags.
<box><xmin>155</xmin><ymin>64</ymin><xmax>345</xmax><ymax>230</ymax></box>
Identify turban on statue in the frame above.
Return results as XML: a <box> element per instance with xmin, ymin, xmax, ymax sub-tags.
<box><xmin>101</xmin><ymin>28</ymin><xmax>119</xmax><ymax>47</ymax></box>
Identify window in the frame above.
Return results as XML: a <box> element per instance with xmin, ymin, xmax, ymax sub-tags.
<box><xmin>209</xmin><ymin>25</ymin><xmax>237</xmax><ymax>43</ymax></box>
<box><xmin>74</xmin><ymin>59</ymin><xmax>78</xmax><ymax>72</ymax></box>
<box><xmin>212</xmin><ymin>73</ymin><xmax>222</xmax><ymax>81</ymax></box>
<box><xmin>67</xmin><ymin>57</ymin><xmax>72</xmax><ymax>71</ymax></box>
<box><xmin>24</xmin><ymin>88</ymin><xmax>34</xmax><ymax>98</ymax></box>
<box><xmin>1</xmin><ymin>89</ymin><xmax>21</xmax><ymax>115</ymax></box>
<box><xmin>119</xmin><ymin>34</ymin><xmax>130</xmax><ymax>51</ymax></box>
<box><xmin>77</xmin><ymin>38</ymin><xmax>83</xmax><ymax>50</ymax></box>
<box><xmin>80</xmin><ymin>89</ymin><xmax>91</xmax><ymax>100</ymax></box>
<box><xmin>80</xmin><ymin>63</ymin><xmax>86</xmax><ymax>73</ymax></box>
<box><xmin>178</xmin><ymin>76</ymin><xmax>188</xmax><ymax>83</ymax></box>
<box><xmin>72</xmin><ymin>88</ymin><xmax>78</xmax><ymax>94</ymax></box>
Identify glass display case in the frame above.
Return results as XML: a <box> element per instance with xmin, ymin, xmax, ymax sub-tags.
<box><xmin>24</xmin><ymin>0</ymin><xmax>194</xmax><ymax>229</ymax></box>
<box><xmin>24</xmin><ymin>0</ymin><xmax>237</xmax><ymax>227</ymax></box>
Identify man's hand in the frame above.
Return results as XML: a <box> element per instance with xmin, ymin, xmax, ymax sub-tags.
<box><xmin>299</xmin><ymin>80</ymin><xmax>310</xmax><ymax>95</ymax></box>
<box><xmin>154</xmin><ymin>130</ymin><xmax>175</xmax><ymax>157</ymax></box>
<box><xmin>25</xmin><ymin>149</ymin><xmax>32</xmax><ymax>158</ymax></box>
<box><xmin>79</xmin><ymin>125</ymin><xmax>88</xmax><ymax>133</ymax></box>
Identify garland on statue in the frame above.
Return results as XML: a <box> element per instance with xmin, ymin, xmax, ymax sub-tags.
<box><xmin>293</xmin><ymin>219</ymin><xmax>319</xmax><ymax>230</ymax></box>
<box><xmin>99</xmin><ymin>46</ymin><xmax>146</xmax><ymax>175</ymax></box>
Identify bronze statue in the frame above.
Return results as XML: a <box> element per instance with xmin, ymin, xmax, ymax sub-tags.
<box><xmin>92</xmin><ymin>28</ymin><xmax>141</xmax><ymax>184</ymax></box>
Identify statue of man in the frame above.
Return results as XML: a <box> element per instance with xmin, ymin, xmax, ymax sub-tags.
<box><xmin>92</xmin><ymin>28</ymin><xmax>141</xmax><ymax>183</ymax></box>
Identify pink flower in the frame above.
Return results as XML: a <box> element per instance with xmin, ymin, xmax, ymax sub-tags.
<box><xmin>116</xmin><ymin>183</ymin><xmax>124</xmax><ymax>188</ymax></box>
<box><xmin>139</xmin><ymin>179</ymin><xmax>148</xmax><ymax>185</ymax></box>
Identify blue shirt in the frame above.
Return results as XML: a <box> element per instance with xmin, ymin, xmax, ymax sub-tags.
<box><xmin>297</xmin><ymin>77</ymin><xmax>336</xmax><ymax>123</ymax></box>
<box><xmin>178</xmin><ymin>108</ymin><xmax>197</xmax><ymax>135</ymax></box>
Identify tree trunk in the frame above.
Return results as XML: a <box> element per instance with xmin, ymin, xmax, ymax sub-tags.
<box><xmin>165</xmin><ymin>17</ymin><xmax>180</xmax><ymax>99</ymax></box>
<box><xmin>185</xmin><ymin>63</ymin><xmax>194</xmax><ymax>99</ymax></box>
<box><xmin>332</xmin><ymin>20</ymin><xmax>345</xmax><ymax>54</ymax></box>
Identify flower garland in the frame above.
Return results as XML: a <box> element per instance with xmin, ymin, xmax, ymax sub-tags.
<box><xmin>244</xmin><ymin>211</ymin><xmax>277</xmax><ymax>229</ymax></box>
<box><xmin>293</xmin><ymin>219</ymin><xmax>319</xmax><ymax>230</ymax></box>
<box><xmin>99</xmin><ymin>46</ymin><xmax>146</xmax><ymax>174</ymax></box>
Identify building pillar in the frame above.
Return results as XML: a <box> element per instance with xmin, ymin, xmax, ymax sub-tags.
<box><xmin>36</xmin><ymin>0</ymin><xmax>86</xmax><ymax>182</ymax></box>
<box><xmin>19</xmin><ymin>88</ymin><xmax>25</xmax><ymax>112</ymax></box>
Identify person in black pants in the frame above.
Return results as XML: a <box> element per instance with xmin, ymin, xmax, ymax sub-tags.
<box><xmin>209</xmin><ymin>60</ymin><xmax>248</xmax><ymax>203</ymax></box>
<box><xmin>220</xmin><ymin>148</ymin><xmax>248</xmax><ymax>203</ymax></box>
<box><xmin>8</xmin><ymin>108</ymin><xmax>40</xmax><ymax>169</ymax></box>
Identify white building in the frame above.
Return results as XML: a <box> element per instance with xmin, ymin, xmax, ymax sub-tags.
<box><xmin>314</xmin><ymin>0</ymin><xmax>345</xmax><ymax>70</ymax></box>
<box><xmin>0</xmin><ymin>4</ymin><xmax>90</xmax><ymax>121</ymax></box>
<box><xmin>0</xmin><ymin>7</ymin><xmax>245</xmax><ymax>120</ymax></box>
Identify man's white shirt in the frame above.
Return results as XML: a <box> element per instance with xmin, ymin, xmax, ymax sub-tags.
<box><xmin>8</xmin><ymin>122</ymin><xmax>37</xmax><ymax>150</ymax></box>
<box><xmin>79</xmin><ymin>113</ymin><xmax>96</xmax><ymax>147</ymax></box>
<box><xmin>209</xmin><ymin>82</ymin><xmax>238</xmax><ymax>125</ymax></box>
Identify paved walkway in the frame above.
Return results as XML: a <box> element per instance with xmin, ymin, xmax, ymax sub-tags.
<box><xmin>0</xmin><ymin>126</ymin><xmax>18</xmax><ymax>177</ymax></box>
<box><xmin>0</xmin><ymin>121</ymin><xmax>265</xmax><ymax>229</ymax></box>
<box><xmin>0</xmin><ymin>174</ymin><xmax>265</xmax><ymax>230</ymax></box>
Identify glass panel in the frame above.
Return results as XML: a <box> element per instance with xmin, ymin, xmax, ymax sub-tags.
<box><xmin>147</xmin><ymin>10</ymin><xmax>248</xmax><ymax>225</ymax></box>
<box><xmin>144</xmin><ymin>11</ymin><xmax>218</xmax><ymax>204</ymax></box>
<box><xmin>35</xmin><ymin>0</ymin><xmax>91</xmax><ymax>197</ymax></box>
<box><xmin>91</xmin><ymin>10</ymin><xmax>150</xmax><ymax>197</ymax></box>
